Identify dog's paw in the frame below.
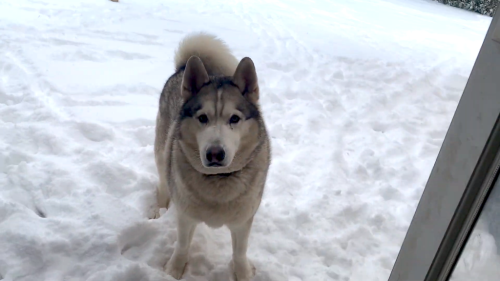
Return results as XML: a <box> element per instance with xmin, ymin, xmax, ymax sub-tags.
<box><xmin>165</xmin><ymin>252</ymin><xmax>188</xmax><ymax>280</ymax></box>
<box><xmin>230</xmin><ymin>258</ymin><xmax>255</xmax><ymax>281</ymax></box>
<box><xmin>147</xmin><ymin>207</ymin><xmax>161</xmax><ymax>220</ymax></box>
<box><xmin>153</xmin><ymin>208</ymin><xmax>161</xmax><ymax>219</ymax></box>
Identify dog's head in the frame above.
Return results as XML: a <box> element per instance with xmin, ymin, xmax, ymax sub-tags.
<box><xmin>177</xmin><ymin>56</ymin><xmax>262</xmax><ymax>175</ymax></box>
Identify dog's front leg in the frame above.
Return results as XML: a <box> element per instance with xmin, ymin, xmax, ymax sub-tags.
<box><xmin>166</xmin><ymin>211</ymin><xmax>198</xmax><ymax>279</ymax></box>
<box><xmin>228</xmin><ymin>217</ymin><xmax>256</xmax><ymax>281</ymax></box>
<box><xmin>154</xmin><ymin>172</ymin><xmax>170</xmax><ymax>218</ymax></box>
<box><xmin>152</xmin><ymin>144</ymin><xmax>170</xmax><ymax>219</ymax></box>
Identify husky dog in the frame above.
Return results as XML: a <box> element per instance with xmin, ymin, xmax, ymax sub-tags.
<box><xmin>153</xmin><ymin>33</ymin><xmax>271</xmax><ymax>281</ymax></box>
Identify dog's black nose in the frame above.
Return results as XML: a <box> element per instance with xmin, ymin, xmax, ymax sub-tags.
<box><xmin>206</xmin><ymin>146</ymin><xmax>225</xmax><ymax>166</ymax></box>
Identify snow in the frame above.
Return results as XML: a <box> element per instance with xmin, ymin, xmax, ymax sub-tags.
<box><xmin>0</xmin><ymin>0</ymin><xmax>494</xmax><ymax>280</ymax></box>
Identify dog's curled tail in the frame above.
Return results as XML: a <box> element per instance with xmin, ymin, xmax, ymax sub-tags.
<box><xmin>174</xmin><ymin>32</ymin><xmax>239</xmax><ymax>76</ymax></box>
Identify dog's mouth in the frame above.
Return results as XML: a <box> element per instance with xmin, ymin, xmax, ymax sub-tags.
<box><xmin>201</xmin><ymin>161</ymin><xmax>240</xmax><ymax>177</ymax></box>
<box><xmin>203</xmin><ymin>170</ymin><xmax>239</xmax><ymax>178</ymax></box>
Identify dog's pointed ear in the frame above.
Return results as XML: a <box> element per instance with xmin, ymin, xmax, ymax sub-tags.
<box><xmin>233</xmin><ymin>57</ymin><xmax>259</xmax><ymax>103</ymax></box>
<box><xmin>182</xmin><ymin>56</ymin><xmax>210</xmax><ymax>101</ymax></box>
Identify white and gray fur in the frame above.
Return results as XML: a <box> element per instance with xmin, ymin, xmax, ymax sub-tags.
<box><xmin>153</xmin><ymin>32</ymin><xmax>271</xmax><ymax>281</ymax></box>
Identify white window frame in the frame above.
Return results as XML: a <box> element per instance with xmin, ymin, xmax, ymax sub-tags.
<box><xmin>388</xmin><ymin>4</ymin><xmax>500</xmax><ymax>281</ymax></box>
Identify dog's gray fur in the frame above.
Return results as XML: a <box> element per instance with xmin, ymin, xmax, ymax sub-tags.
<box><xmin>153</xmin><ymin>32</ymin><xmax>271</xmax><ymax>281</ymax></box>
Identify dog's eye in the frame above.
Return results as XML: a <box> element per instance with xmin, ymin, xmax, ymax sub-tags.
<box><xmin>198</xmin><ymin>114</ymin><xmax>208</xmax><ymax>124</ymax></box>
<box><xmin>229</xmin><ymin>115</ymin><xmax>240</xmax><ymax>124</ymax></box>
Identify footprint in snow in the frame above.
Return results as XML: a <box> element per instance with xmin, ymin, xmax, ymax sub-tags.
<box><xmin>77</xmin><ymin>122</ymin><xmax>115</xmax><ymax>142</ymax></box>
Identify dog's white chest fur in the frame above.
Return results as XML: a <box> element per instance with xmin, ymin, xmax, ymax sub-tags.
<box><xmin>172</xmin><ymin>168</ymin><xmax>264</xmax><ymax>228</ymax></box>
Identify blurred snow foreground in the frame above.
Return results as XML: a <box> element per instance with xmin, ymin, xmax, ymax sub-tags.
<box><xmin>0</xmin><ymin>0</ymin><xmax>492</xmax><ymax>280</ymax></box>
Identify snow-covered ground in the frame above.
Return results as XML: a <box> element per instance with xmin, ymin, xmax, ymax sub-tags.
<box><xmin>0</xmin><ymin>0</ymin><xmax>493</xmax><ymax>280</ymax></box>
